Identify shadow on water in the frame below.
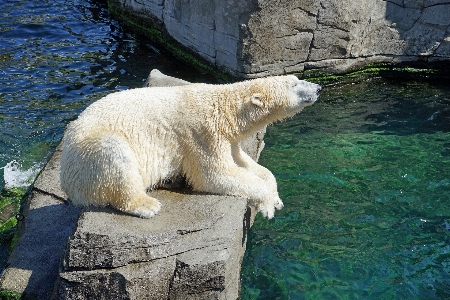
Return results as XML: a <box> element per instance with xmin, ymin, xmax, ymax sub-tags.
<box><xmin>356</xmin><ymin>78</ymin><xmax>450</xmax><ymax>135</ymax></box>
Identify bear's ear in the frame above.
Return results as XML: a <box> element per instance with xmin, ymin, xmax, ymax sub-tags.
<box><xmin>251</xmin><ymin>93</ymin><xmax>264</xmax><ymax>107</ymax></box>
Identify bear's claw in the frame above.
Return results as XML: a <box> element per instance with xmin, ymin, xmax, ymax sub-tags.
<box><xmin>130</xmin><ymin>206</ymin><xmax>159</xmax><ymax>218</ymax></box>
<box><xmin>258</xmin><ymin>204</ymin><xmax>275</xmax><ymax>220</ymax></box>
<box><xmin>126</xmin><ymin>195</ymin><xmax>162</xmax><ymax>218</ymax></box>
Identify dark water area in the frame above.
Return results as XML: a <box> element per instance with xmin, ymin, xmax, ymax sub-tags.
<box><xmin>241</xmin><ymin>78</ymin><xmax>450</xmax><ymax>299</ymax></box>
<box><xmin>0</xmin><ymin>0</ymin><xmax>215</xmax><ymax>190</ymax></box>
<box><xmin>1</xmin><ymin>0</ymin><xmax>450</xmax><ymax>299</ymax></box>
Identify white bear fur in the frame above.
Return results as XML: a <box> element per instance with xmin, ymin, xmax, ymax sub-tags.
<box><xmin>60</xmin><ymin>75</ymin><xmax>320</xmax><ymax>219</ymax></box>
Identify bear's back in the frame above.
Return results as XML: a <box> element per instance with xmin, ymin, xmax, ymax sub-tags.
<box><xmin>73</xmin><ymin>87</ymin><xmax>183</xmax><ymax>134</ymax></box>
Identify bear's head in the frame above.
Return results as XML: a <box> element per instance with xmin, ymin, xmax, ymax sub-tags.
<box><xmin>237</xmin><ymin>75</ymin><xmax>321</xmax><ymax>135</ymax></box>
<box><xmin>251</xmin><ymin>75</ymin><xmax>320</xmax><ymax>114</ymax></box>
<box><xmin>285</xmin><ymin>75</ymin><xmax>321</xmax><ymax>111</ymax></box>
<box><xmin>212</xmin><ymin>75</ymin><xmax>320</xmax><ymax>141</ymax></box>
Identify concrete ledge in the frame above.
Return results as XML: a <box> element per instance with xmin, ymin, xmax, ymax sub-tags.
<box><xmin>0</xmin><ymin>146</ymin><xmax>80</xmax><ymax>299</ymax></box>
<box><xmin>0</xmin><ymin>70</ymin><xmax>260</xmax><ymax>299</ymax></box>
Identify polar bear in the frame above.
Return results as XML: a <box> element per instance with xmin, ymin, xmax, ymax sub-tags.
<box><xmin>60</xmin><ymin>75</ymin><xmax>320</xmax><ymax>219</ymax></box>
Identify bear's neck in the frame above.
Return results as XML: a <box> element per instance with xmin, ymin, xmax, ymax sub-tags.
<box><xmin>212</xmin><ymin>85</ymin><xmax>267</xmax><ymax>142</ymax></box>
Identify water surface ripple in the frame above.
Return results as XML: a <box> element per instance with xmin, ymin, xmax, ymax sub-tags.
<box><xmin>0</xmin><ymin>0</ymin><xmax>212</xmax><ymax>189</ymax></box>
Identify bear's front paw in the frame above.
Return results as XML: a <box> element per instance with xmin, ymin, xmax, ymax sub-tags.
<box><xmin>248</xmin><ymin>194</ymin><xmax>283</xmax><ymax>219</ymax></box>
<box><xmin>274</xmin><ymin>197</ymin><xmax>284</xmax><ymax>210</ymax></box>
<box><xmin>258</xmin><ymin>203</ymin><xmax>275</xmax><ymax>220</ymax></box>
<box><xmin>257</xmin><ymin>197</ymin><xmax>283</xmax><ymax>219</ymax></box>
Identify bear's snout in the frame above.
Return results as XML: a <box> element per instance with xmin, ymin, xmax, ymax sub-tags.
<box><xmin>308</xmin><ymin>82</ymin><xmax>321</xmax><ymax>95</ymax></box>
<box><xmin>298</xmin><ymin>82</ymin><xmax>321</xmax><ymax>105</ymax></box>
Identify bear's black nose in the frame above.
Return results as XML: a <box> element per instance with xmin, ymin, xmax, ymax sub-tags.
<box><xmin>317</xmin><ymin>86</ymin><xmax>322</xmax><ymax>93</ymax></box>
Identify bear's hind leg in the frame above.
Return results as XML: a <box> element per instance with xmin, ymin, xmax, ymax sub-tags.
<box><xmin>94</xmin><ymin>133</ymin><xmax>162</xmax><ymax>218</ymax></box>
<box><xmin>106</xmin><ymin>159</ymin><xmax>162</xmax><ymax>218</ymax></box>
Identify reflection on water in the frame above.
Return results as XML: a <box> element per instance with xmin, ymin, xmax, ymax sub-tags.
<box><xmin>241</xmin><ymin>79</ymin><xmax>450</xmax><ymax>299</ymax></box>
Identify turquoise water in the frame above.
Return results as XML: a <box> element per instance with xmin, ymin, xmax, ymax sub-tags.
<box><xmin>1</xmin><ymin>0</ymin><xmax>450</xmax><ymax>299</ymax></box>
<box><xmin>241</xmin><ymin>79</ymin><xmax>450</xmax><ymax>299</ymax></box>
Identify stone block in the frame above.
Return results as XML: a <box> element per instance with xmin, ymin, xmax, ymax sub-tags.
<box><xmin>58</xmin><ymin>190</ymin><xmax>251</xmax><ymax>299</ymax></box>
<box><xmin>32</xmin><ymin>146</ymin><xmax>67</xmax><ymax>200</ymax></box>
<box><xmin>63</xmin><ymin>192</ymin><xmax>247</xmax><ymax>270</ymax></box>
<box><xmin>420</xmin><ymin>5</ymin><xmax>450</xmax><ymax>27</ymax></box>
<box><xmin>55</xmin><ymin>257</ymin><xmax>176</xmax><ymax>299</ymax></box>
<box><xmin>122</xmin><ymin>0</ymin><xmax>164</xmax><ymax>21</ymax></box>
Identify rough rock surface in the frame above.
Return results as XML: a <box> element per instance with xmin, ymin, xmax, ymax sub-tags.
<box><xmin>110</xmin><ymin>0</ymin><xmax>450</xmax><ymax>78</ymax></box>
<box><xmin>55</xmin><ymin>192</ymin><xmax>253</xmax><ymax>299</ymax></box>
<box><xmin>0</xmin><ymin>70</ymin><xmax>261</xmax><ymax>299</ymax></box>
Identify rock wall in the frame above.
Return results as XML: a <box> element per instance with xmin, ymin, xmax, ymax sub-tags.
<box><xmin>111</xmin><ymin>0</ymin><xmax>450</xmax><ymax>78</ymax></box>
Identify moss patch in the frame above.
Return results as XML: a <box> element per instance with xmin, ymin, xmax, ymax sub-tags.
<box><xmin>0</xmin><ymin>187</ymin><xmax>28</xmax><ymax>254</ymax></box>
<box><xmin>304</xmin><ymin>64</ymin><xmax>448</xmax><ymax>86</ymax></box>
<box><xmin>0</xmin><ymin>289</ymin><xmax>21</xmax><ymax>300</ymax></box>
